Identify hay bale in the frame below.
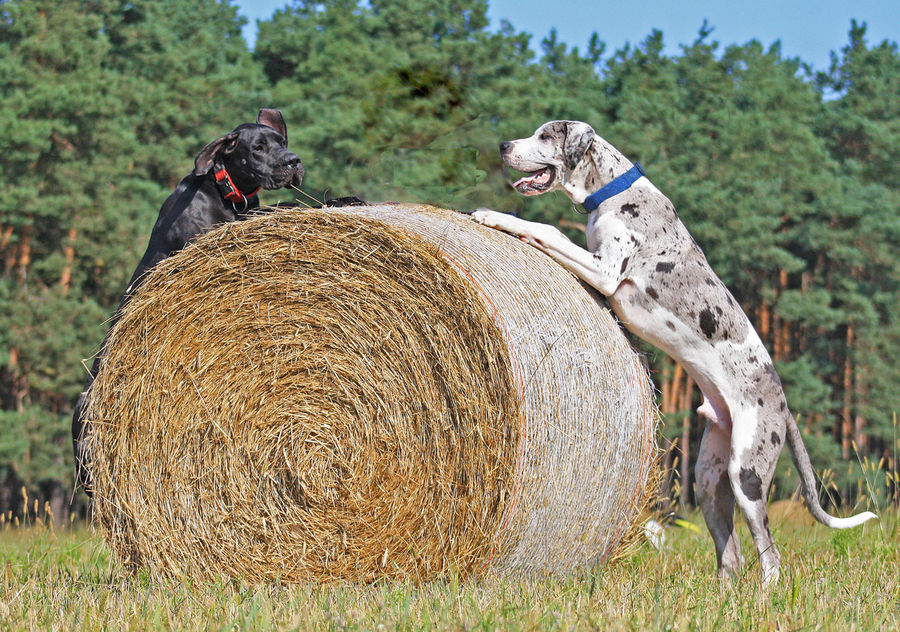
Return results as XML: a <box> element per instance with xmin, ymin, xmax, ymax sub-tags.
<box><xmin>86</xmin><ymin>204</ymin><xmax>658</xmax><ymax>583</ymax></box>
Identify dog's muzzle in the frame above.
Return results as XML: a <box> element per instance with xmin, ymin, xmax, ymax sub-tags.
<box><xmin>266</xmin><ymin>152</ymin><xmax>304</xmax><ymax>189</ymax></box>
<box><xmin>499</xmin><ymin>141</ymin><xmax>555</xmax><ymax>196</ymax></box>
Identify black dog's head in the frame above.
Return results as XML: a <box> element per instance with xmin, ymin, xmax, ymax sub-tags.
<box><xmin>193</xmin><ymin>108</ymin><xmax>304</xmax><ymax>191</ymax></box>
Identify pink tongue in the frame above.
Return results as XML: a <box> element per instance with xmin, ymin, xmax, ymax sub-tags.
<box><xmin>512</xmin><ymin>175</ymin><xmax>531</xmax><ymax>188</ymax></box>
<box><xmin>513</xmin><ymin>168</ymin><xmax>549</xmax><ymax>188</ymax></box>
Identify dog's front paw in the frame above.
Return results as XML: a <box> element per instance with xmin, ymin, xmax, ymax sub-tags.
<box><xmin>470</xmin><ymin>209</ymin><xmax>529</xmax><ymax>238</ymax></box>
<box><xmin>469</xmin><ymin>208</ymin><xmax>504</xmax><ymax>227</ymax></box>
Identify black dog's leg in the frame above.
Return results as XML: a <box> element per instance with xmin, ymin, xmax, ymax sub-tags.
<box><xmin>72</xmin><ymin>354</ymin><xmax>102</xmax><ymax>495</ymax></box>
<box><xmin>72</xmin><ymin>109</ymin><xmax>304</xmax><ymax>495</ymax></box>
<box><xmin>72</xmin><ymin>295</ymin><xmax>132</xmax><ymax>496</ymax></box>
<box><xmin>324</xmin><ymin>195</ymin><xmax>368</xmax><ymax>207</ymax></box>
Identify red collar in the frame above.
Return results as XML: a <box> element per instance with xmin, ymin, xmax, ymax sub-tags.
<box><xmin>213</xmin><ymin>165</ymin><xmax>261</xmax><ymax>209</ymax></box>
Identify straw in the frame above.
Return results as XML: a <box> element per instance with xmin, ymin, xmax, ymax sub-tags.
<box><xmin>86</xmin><ymin>204</ymin><xmax>658</xmax><ymax>583</ymax></box>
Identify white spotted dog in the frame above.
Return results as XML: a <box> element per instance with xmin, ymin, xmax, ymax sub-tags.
<box><xmin>472</xmin><ymin>120</ymin><xmax>876</xmax><ymax>585</ymax></box>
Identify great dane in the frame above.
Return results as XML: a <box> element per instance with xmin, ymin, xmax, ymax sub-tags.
<box><xmin>72</xmin><ymin>108</ymin><xmax>304</xmax><ymax>495</ymax></box>
<box><xmin>472</xmin><ymin>120</ymin><xmax>876</xmax><ymax>584</ymax></box>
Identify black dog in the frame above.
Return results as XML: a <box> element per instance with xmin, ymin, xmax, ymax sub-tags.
<box><xmin>72</xmin><ymin>108</ymin><xmax>304</xmax><ymax>494</ymax></box>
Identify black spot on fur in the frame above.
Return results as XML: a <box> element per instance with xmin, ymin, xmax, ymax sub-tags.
<box><xmin>630</xmin><ymin>235</ymin><xmax>639</xmax><ymax>246</ymax></box>
<box><xmin>646</xmin><ymin>287</ymin><xmax>659</xmax><ymax>299</ymax></box>
<box><xmin>620</xmin><ymin>203</ymin><xmax>639</xmax><ymax>217</ymax></box>
<box><xmin>771</xmin><ymin>432</ymin><xmax>781</xmax><ymax>445</ymax></box>
<box><xmin>699</xmin><ymin>308</ymin><xmax>718</xmax><ymax>339</ymax></box>
<box><xmin>764</xmin><ymin>363</ymin><xmax>781</xmax><ymax>386</ymax></box>
<box><xmin>666</xmin><ymin>320</ymin><xmax>676</xmax><ymax>331</ymax></box>
<box><xmin>656</xmin><ymin>261</ymin><xmax>675</xmax><ymax>273</ymax></box>
<box><xmin>780</xmin><ymin>401</ymin><xmax>786</xmax><ymax>411</ymax></box>
<box><xmin>748</xmin><ymin>356</ymin><xmax>758</xmax><ymax>364</ymax></box>
<box><xmin>739</xmin><ymin>467</ymin><xmax>763</xmax><ymax>501</ymax></box>
<box><xmin>620</xmin><ymin>257</ymin><xmax>629</xmax><ymax>274</ymax></box>
<box><xmin>757</xmin><ymin>398</ymin><xmax>764</xmax><ymax>407</ymax></box>
<box><xmin>705</xmin><ymin>277</ymin><xmax>717</xmax><ymax>286</ymax></box>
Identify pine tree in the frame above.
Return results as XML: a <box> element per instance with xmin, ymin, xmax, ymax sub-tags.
<box><xmin>815</xmin><ymin>22</ymin><xmax>900</xmax><ymax>483</ymax></box>
<box><xmin>0</xmin><ymin>0</ymin><xmax>265</xmax><ymax>510</ymax></box>
<box><xmin>255</xmin><ymin>0</ymin><xmax>553</xmax><ymax>211</ymax></box>
<box><xmin>0</xmin><ymin>0</ymin><xmax>897</xmax><ymax>512</ymax></box>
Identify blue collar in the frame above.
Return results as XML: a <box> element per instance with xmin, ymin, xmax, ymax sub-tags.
<box><xmin>582</xmin><ymin>162</ymin><xmax>646</xmax><ymax>211</ymax></box>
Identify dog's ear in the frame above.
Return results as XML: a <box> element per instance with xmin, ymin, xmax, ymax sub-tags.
<box><xmin>257</xmin><ymin>108</ymin><xmax>288</xmax><ymax>142</ymax></box>
<box><xmin>563</xmin><ymin>122</ymin><xmax>595</xmax><ymax>171</ymax></box>
<box><xmin>193</xmin><ymin>131</ymin><xmax>240</xmax><ymax>176</ymax></box>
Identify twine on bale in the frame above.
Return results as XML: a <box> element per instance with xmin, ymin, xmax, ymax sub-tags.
<box><xmin>85</xmin><ymin>204</ymin><xmax>658</xmax><ymax>583</ymax></box>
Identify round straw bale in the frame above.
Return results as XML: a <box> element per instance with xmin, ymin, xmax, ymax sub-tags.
<box><xmin>85</xmin><ymin>203</ymin><xmax>658</xmax><ymax>583</ymax></box>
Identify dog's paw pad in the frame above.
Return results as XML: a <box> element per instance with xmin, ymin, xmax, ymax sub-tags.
<box><xmin>521</xmin><ymin>235</ymin><xmax>546</xmax><ymax>251</ymax></box>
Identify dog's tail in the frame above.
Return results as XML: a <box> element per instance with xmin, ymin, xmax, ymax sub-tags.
<box><xmin>785</xmin><ymin>414</ymin><xmax>877</xmax><ymax>528</ymax></box>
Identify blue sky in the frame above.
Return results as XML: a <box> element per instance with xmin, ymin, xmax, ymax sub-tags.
<box><xmin>234</xmin><ymin>0</ymin><xmax>897</xmax><ymax>71</ymax></box>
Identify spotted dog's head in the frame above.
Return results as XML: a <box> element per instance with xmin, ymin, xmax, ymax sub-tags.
<box><xmin>499</xmin><ymin>120</ymin><xmax>596</xmax><ymax>200</ymax></box>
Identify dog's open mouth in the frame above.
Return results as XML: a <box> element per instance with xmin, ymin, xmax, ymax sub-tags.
<box><xmin>512</xmin><ymin>166</ymin><xmax>555</xmax><ymax>195</ymax></box>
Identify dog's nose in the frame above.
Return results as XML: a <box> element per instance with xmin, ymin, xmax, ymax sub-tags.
<box><xmin>283</xmin><ymin>154</ymin><xmax>302</xmax><ymax>168</ymax></box>
<box><xmin>499</xmin><ymin>141</ymin><xmax>512</xmax><ymax>154</ymax></box>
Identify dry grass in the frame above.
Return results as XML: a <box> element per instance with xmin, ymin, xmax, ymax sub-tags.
<box><xmin>83</xmin><ymin>204</ymin><xmax>658</xmax><ymax>584</ymax></box>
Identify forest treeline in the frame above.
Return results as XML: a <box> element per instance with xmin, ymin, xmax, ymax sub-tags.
<box><xmin>1</xmin><ymin>0</ymin><xmax>898</xmax><ymax>523</ymax></box>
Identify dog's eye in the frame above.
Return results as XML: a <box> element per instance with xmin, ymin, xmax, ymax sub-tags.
<box><xmin>253</xmin><ymin>143</ymin><xmax>265</xmax><ymax>152</ymax></box>
<box><xmin>539</xmin><ymin>133</ymin><xmax>550</xmax><ymax>141</ymax></box>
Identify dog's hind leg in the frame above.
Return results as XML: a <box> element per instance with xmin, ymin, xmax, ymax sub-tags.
<box><xmin>695</xmin><ymin>418</ymin><xmax>743</xmax><ymax>580</ymax></box>
<box><xmin>728</xmin><ymin>409</ymin><xmax>783</xmax><ymax>585</ymax></box>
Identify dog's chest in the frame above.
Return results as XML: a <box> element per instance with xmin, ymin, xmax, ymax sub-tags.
<box><xmin>588</xmin><ymin>190</ymin><xmax>752</xmax><ymax>348</ymax></box>
<box><xmin>586</xmin><ymin>189</ymin><xmax>690</xmax><ymax>277</ymax></box>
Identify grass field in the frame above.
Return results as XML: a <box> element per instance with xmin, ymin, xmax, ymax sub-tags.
<box><xmin>1</xmin><ymin>507</ymin><xmax>897</xmax><ymax>631</ymax></box>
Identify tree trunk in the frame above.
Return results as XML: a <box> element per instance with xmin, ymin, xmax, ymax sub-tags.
<box><xmin>0</xmin><ymin>225</ymin><xmax>13</xmax><ymax>266</ymax></box>
<box><xmin>60</xmin><ymin>226</ymin><xmax>78</xmax><ymax>294</ymax></box>
<box><xmin>16</xmin><ymin>225</ymin><xmax>32</xmax><ymax>285</ymax></box>
<box><xmin>660</xmin><ymin>364</ymin><xmax>672</xmax><ymax>415</ymax></box>
<box><xmin>8</xmin><ymin>347</ymin><xmax>26</xmax><ymax>412</ymax></box>
<box><xmin>854</xmin><ymin>359</ymin><xmax>867</xmax><ymax>453</ymax></box>
<box><xmin>678</xmin><ymin>374</ymin><xmax>695</xmax><ymax>508</ymax></box>
<box><xmin>658</xmin><ymin>362</ymin><xmax>684</xmax><ymax>505</ymax></box>
<box><xmin>773</xmin><ymin>269</ymin><xmax>789</xmax><ymax>361</ymax></box>
<box><xmin>840</xmin><ymin>325</ymin><xmax>854</xmax><ymax>460</ymax></box>
<box><xmin>661</xmin><ymin>362</ymin><xmax>684</xmax><ymax>416</ymax></box>
<box><xmin>759</xmin><ymin>300</ymin><xmax>771</xmax><ymax>347</ymax></box>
